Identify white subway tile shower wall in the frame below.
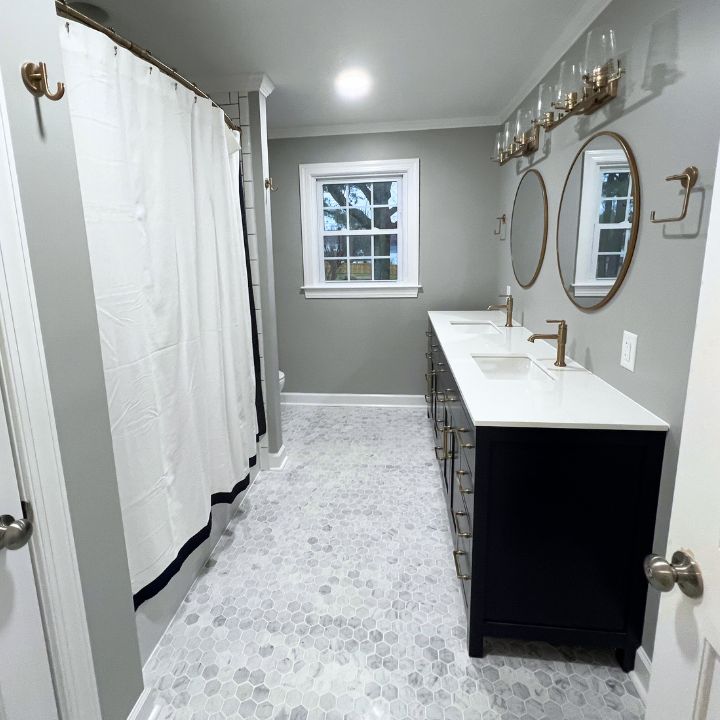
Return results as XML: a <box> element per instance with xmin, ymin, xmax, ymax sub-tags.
<box><xmin>213</xmin><ymin>90</ymin><xmax>269</xmax><ymax>438</ymax></box>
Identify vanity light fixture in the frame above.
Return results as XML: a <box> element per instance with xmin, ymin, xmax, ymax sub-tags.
<box><xmin>492</xmin><ymin>26</ymin><xmax>623</xmax><ymax>166</ymax></box>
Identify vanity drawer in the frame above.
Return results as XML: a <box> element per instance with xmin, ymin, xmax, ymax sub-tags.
<box><xmin>453</xmin><ymin>533</ymin><xmax>473</xmax><ymax>612</ymax></box>
<box><xmin>453</xmin><ymin>425</ymin><xmax>476</xmax><ymax>478</ymax></box>
<box><xmin>454</xmin><ymin>453</ymin><xmax>474</xmax><ymax>518</ymax></box>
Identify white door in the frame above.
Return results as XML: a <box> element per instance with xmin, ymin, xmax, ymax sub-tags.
<box><xmin>0</xmin><ymin>395</ymin><xmax>58</xmax><ymax>719</ymax></box>
<box><xmin>0</xmin><ymin>67</ymin><xmax>59</xmax><ymax>720</ymax></box>
<box><xmin>645</xmin><ymin>141</ymin><xmax>720</xmax><ymax>719</ymax></box>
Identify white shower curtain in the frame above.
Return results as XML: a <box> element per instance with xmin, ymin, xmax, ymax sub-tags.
<box><xmin>59</xmin><ymin>20</ymin><xmax>257</xmax><ymax>599</ymax></box>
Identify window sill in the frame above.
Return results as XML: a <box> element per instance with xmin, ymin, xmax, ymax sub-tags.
<box><xmin>302</xmin><ymin>284</ymin><xmax>421</xmax><ymax>299</ymax></box>
<box><xmin>572</xmin><ymin>281</ymin><xmax>614</xmax><ymax>298</ymax></box>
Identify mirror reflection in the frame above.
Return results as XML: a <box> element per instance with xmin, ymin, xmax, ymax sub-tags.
<box><xmin>510</xmin><ymin>169</ymin><xmax>548</xmax><ymax>288</ymax></box>
<box><xmin>557</xmin><ymin>132</ymin><xmax>640</xmax><ymax>310</ymax></box>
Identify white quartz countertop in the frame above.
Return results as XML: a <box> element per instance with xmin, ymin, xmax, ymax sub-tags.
<box><xmin>429</xmin><ymin>310</ymin><xmax>668</xmax><ymax>431</ymax></box>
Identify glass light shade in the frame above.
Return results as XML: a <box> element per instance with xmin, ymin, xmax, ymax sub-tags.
<box><xmin>503</xmin><ymin>121</ymin><xmax>512</xmax><ymax>151</ymax></box>
<box><xmin>537</xmin><ymin>83</ymin><xmax>554</xmax><ymax>117</ymax></box>
<box><xmin>493</xmin><ymin>131</ymin><xmax>503</xmax><ymax>160</ymax></box>
<box><xmin>568</xmin><ymin>61</ymin><xmax>584</xmax><ymax>90</ymax></box>
<box><xmin>585</xmin><ymin>26</ymin><xmax>617</xmax><ymax>78</ymax></box>
<box><xmin>514</xmin><ymin>109</ymin><xmax>523</xmax><ymax>141</ymax></box>
<box><xmin>555</xmin><ymin>61</ymin><xmax>567</xmax><ymax>105</ymax></box>
<box><xmin>521</xmin><ymin>108</ymin><xmax>535</xmax><ymax>137</ymax></box>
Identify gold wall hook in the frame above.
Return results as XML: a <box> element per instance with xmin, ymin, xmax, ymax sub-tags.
<box><xmin>265</xmin><ymin>177</ymin><xmax>278</xmax><ymax>192</ymax></box>
<box><xmin>650</xmin><ymin>166</ymin><xmax>699</xmax><ymax>223</ymax></box>
<box><xmin>21</xmin><ymin>61</ymin><xmax>65</xmax><ymax>101</ymax></box>
<box><xmin>494</xmin><ymin>214</ymin><xmax>506</xmax><ymax>235</ymax></box>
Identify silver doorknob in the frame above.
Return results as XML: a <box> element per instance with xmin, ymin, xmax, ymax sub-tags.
<box><xmin>0</xmin><ymin>514</ymin><xmax>33</xmax><ymax>551</ymax></box>
<box><xmin>644</xmin><ymin>550</ymin><xmax>703</xmax><ymax>599</ymax></box>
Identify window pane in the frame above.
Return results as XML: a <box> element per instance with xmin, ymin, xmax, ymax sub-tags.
<box><xmin>601</xmin><ymin>171</ymin><xmax>630</xmax><ymax>198</ymax></box>
<box><xmin>373</xmin><ymin>181</ymin><xmax>397</xmax><ymax>206</ymax></box>
<box><xmin>374</xmin><ymin>206</ymin><xmax>398</xmax><ymax>229</ymax></box>
<box><xmin>596</xmin><ymin>254</ymin><xmax>622</xmax><ymax>279</ymax></box>
<box><xmin>323</xmin><ymin>184</ymin><xmax>347</xmax><ymax>207</ymax></box>
<box><xmin>349</xmin><ymin>207</ymin><xmax>371</xmax><ymax>230</ymax></box>
<box><xmin>599</xmin><ymin>199</ymin><xmax>627</xmax><ymax>224</ymax></box>
<box><xmin>324</xmin><ymin>259</ymin><xmax>348</xmax><ymax>281</ymax></box>
<box><xmin>374</xmin><ymin>234</ymin><xmax>398</xmax><ymax>257</ymax></box>
<box><xmin>324</xmin><ymin>236</ymin><xmax>348</xmax><ymax>257</ymax></box>
<box><xmin>324</xmin><ymin>209</ymin><xmax>346</xmax><ymax>231</ymax></box>
<box><xmin>348</xmin><ymin>183</ymin><xmax>372</xmax><ymax>208</ymax></box>
<box><xmin>598</xmin><ymin>229</ymin><xmax>627</xmax><ymax>253</ymax></box>
<box><xmin>349</xmin><ymin>259</ymin><xmax>372</xmax><ymax>281</ymax></box>
<box><xmin>374</xmin><ymin>258</ymin><xmax>398</xmax><ymax>280</ymax></box>
<box><xmin>350</xmin><ymin>236</ymin><xmax>371</xmax><ymax>257</ymax></box>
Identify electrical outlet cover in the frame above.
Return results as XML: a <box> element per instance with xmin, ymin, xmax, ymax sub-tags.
<box><xmin>621</xmin><ymin>331</ymin><xmax>637</xmax><ymax>371</ymax></box>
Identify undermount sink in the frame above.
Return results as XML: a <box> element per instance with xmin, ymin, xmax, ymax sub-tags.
<box><xmin>473</xmin><ymin>354</ymin><xmax>556</xmax><ymax>383</ymax></box>
<box><xmin>449</xmin><ymin>321</ymin><xmax>502</xmax><ymax>336</ymax></box>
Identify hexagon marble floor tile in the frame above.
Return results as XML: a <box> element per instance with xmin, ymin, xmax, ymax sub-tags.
<box><xmin>143</xmin><ymin>405</ymin><xmax>644</xmax><ymax>720</ymax></box>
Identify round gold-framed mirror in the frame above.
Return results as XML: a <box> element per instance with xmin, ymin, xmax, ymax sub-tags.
<box><xmin>556</xmin><ymin>131</ymin><xmax>640</xmax><ymax>311</ymax></box>
<box><xmin>511</xmin><ymin>169</ymin><xmax>548</xmax><ymax>288</ymax></box>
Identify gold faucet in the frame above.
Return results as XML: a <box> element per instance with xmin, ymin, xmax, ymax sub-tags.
<box><xmin>487</xmin><ymin>294</ymin><xmax>513</xmax><ymax>327</ymax></box>
<box><xmin>528</xmin><ymin>319</ymin><xmax>567</xmax><ymax>367</ymax></box>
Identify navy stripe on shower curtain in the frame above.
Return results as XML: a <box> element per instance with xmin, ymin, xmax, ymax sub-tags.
<box><xmin>132</xmin><ymin>141</ymin><xmax>265</xmax><ymax>611</ymax></box>
<box><xmin>239</xmin><ymin>152</ymin><xmax>267</xmax><ymax>440</ymax></box>
<box><xmin>132</xmin><ymin>463</ymin><xmax>255</xmax><ymax>610</ymax></box>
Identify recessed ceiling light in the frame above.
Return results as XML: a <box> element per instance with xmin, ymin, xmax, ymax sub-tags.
<box><xmin>335</xmin><ymin>68</ymin><xmax>372</xmax><ymax>101</ymax></box>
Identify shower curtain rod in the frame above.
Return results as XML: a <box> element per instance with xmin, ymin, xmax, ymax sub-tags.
<box><xmin>55</xmin><ymin>1</ymin><xmax>241</xmax><ymax>133</ymax></box>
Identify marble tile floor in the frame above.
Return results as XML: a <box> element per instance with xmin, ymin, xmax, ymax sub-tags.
<box><xmin>144</xmin><ymin>405</ymin><xmax>644</xmax><ymax>720</ymax></box>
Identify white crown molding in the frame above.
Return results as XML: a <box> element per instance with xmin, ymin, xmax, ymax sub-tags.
<box><xmin>268</xmin><ymin>115</ymin><xmax>501</xmax><ymax>140</ymax></box>
<box><xmin>205</xmin><ymin>73</ymin><xmax>275</xmax><ymax>97</ymax></box>
<box><xmin>497</xmin><ymin>0</ymin><xmax>614</xmax><ymax>122</ymax></box>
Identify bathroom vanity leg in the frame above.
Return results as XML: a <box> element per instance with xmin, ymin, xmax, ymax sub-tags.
<box><xmin>468</xmin><ymin>634</ymin><xmax>484</xmax><ymax>658</ymax></box>
<box><xmin>615</xmin><ymin>645</ymin><xmax>636</xmax><ymax>673</ymax></box>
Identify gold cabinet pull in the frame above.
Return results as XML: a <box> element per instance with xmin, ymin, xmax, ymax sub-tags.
<box><xmin>454</xmin><ymin>427</ymin><xmax>474</xmax><ymax>449</ymax></box>
<box><xmin>453</xmin><ymin>549</ymin><xmax>471</xmax><ymax>581</ymax></box>
<box><xmin>434</xmin><ymin>425</ymin><xmax>450</xmax><ymax>460</ymax></box>
<box><xmin>454</xmin><ymin>511</ymin><xmax>472</xmax><ymax>538</ymax></box>
<box><xmin>21</xmin><ymin>62</ymin><xmax>65</xmax><ymax>101</ymax></box>
<box><xmin>455</xmin><ymin>469</ymin><xmax>473</xmax><ymax>494</ymax></box>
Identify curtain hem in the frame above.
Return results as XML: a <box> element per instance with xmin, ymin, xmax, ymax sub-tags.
<box><xmin>132</xmin><ymin>456</ymin><xmax>256</xmax><ymax>610</ymax></box>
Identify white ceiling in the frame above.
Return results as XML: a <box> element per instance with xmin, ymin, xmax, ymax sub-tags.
<box><xmin>92</xmin><ymin>0</ymin><xmax>611</xmax><ymax>137</ymax></box>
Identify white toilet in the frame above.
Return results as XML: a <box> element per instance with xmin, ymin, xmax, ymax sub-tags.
<box><xmin>278</xmin><ymin>370</ymin><xmax>285</xmax><ymax>392</ymax></box>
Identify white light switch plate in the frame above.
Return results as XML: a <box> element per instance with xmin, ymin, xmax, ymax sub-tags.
<box><xmin>621</xmin><ymin>331</ymin><xmax>637</xmax><ymax>371</ymax></box>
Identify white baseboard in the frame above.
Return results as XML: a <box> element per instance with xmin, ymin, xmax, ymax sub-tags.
<box><xmin>127</xmin><ymin>686</ymin><xmax>160</xmax><ymax>720</ymax></box>
<box><xmin>268</xmin><ymin>443</ymin><xmax>288</xmax><ymax>471</ymax></box>
<box><xmin>629</xmin><ymin>646</ymin><xmax>651</xmax><ymax>705</ymax></box>
<box><xmin>281</xmin><ymin>392</ymin><xmax>425</xmax><ymax>408</ymax></box>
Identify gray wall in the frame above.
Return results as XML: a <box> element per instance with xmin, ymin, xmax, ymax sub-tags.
<box><xmin>269</xmin><ymin>127</ymin><xmax>500</xmax><ymax>394</ymax></box>
<box><xmin>0</xmin><ymin>1</ymin><xmax>143</xmax><ymax>717</ymax></box>
<box><xmin>495</xmin><ymin>0</ymin><xmax>720</xmax><ymax>657</ymax></box>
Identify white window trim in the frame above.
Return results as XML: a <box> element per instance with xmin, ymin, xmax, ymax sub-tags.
<box><xmin>299</xmin><ymin>158</ymin><xmax>420</xmax><ymax>298</ymax></box>
<box><xmin>573</xmin><ymin>148</ymin><xmax>630</xmax><ymax>296</ymax></box>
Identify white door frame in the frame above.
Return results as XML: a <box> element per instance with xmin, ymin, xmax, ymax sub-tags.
<box><xmin>0</xmin><ymin>68</ymin><xmax>102</xmax><ymax>719</ymax></box>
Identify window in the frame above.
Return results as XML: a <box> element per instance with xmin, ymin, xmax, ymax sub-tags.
<box><xmin>573</xmin><ymin>149</ymin><xmax>633</xmax><ymax>298</ymax></box>
<box><xmin>299</xmin><ymin>159</ymin><xmax>420</xmax><ymax>298</ymax></box>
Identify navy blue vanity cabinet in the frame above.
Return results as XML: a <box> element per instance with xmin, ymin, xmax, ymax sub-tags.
<box><xmin>426</xmin><ymin>326</ymin><xmax>666</xmax><ymax>673</ymax></box>
<box><xmin>427</xmin><ymin>325</ymin><xmax>455</xmax><ymax>526</ymax></box>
